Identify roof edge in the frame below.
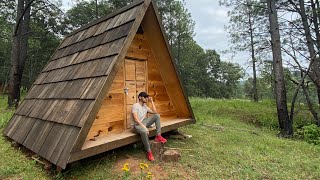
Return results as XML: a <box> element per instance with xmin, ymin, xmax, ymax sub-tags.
<box><xmin>65</xmin><ymin>0</ymin><xmax>144</xmax><ymax>38</ymax></box>
<box><xmin>149</xmin><ymin>0</ymin><xmax>196</xmax><ymax>120</ymax></box>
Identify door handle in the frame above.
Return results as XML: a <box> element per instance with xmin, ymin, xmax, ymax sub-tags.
<box><xmin>124</xmin><ymin>87</ymin><xmax>129</xmax><ymax>95</ymax></box>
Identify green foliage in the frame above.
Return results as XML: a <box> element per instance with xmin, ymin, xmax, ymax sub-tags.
<box><xmin>1</xmin><ymin>98</ymin><xmax>320</xmax><ymax>179</ymax></box>
<box><xmin>0</xmin><ymin>96</ymin><xmax>14</xmax><ymax>128</ymax></box>
<box><xmin>0</xmin><ymin>0</ymin><xmax>65</xmax><ymax>91</ymax></box>
<box><xmin>63</xmin><ymin>0</ymin><xmax>132</xmax><ymax>33</ymax></box>
<box><xmin>147</xmin><ymin>0</ymin><xmax>243</xmax><ymax>98</ymax></box>
<box><xmin>186</xmin><ymin>98</ymin><xmax>320</xmax><ymax>179</ymax></box>
<box><xmin>63</xmin><ymin>0</ymin><xmax>113</xmax><ymax>32</ymax></box>
<box><xmin>0</xmin><ymin>0</ymin><xmax>244</xmax><ymax>99</ymax></box>
<box><xmin>297</xmin><ymin>124</ymin><xmax>320</xmax><ymax>145</ymax></box>
<box><xmin>0</xmin><ymin>0</ymin><xmax>15</xmax><ymax>85</ymax></box>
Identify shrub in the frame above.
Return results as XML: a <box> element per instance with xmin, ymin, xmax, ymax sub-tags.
<box><xmin>297</xmin><ymin>124</ymin><xmax>320</xmax><ymax>145</ymax></box>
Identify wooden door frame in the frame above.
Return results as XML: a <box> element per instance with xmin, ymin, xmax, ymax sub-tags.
<box><xmin>123</xmin><ymin>58</ymin><xmax>148</xmax><ymax>129</ymax></box>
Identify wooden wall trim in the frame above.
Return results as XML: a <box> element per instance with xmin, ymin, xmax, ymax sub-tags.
<box><xmin>141</xmin><ymin>2</ymin><xmax>195</xmax><ymax>119</ymax></box>
<box><xmin>69</xmin><ymin>118</ymin><xmax>194</xmax><ymax>163</ymax></box>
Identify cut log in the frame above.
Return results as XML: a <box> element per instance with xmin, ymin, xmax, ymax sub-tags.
<box><xmin>161</xmin><ymin>149</ymin><xmax>181</xmax><ymax>162</ymax></box>
<box><xmin>150</xmin><ymin>140</ymin><xmax>164</xmax><ymax>160</ymax></box>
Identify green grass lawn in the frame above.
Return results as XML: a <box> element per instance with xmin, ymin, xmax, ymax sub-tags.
<box><xmin>0</xmin><ymin>96</ymin><xmax>320</xmax><ymax>179</ymax></box>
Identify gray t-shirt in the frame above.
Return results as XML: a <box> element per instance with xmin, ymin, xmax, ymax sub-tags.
<box><xmin>131</xmin><ymin>103</ymin><xmax>152</xmax><ymax>124</ymax></box>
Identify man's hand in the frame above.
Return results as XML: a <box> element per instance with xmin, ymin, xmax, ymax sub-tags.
<box><xmin>148</xmin><ymin>97</ymin><xmax>153</xmax><ymax>102</ymax></box>
<box><xmin>145</xmin><ymin>127</ymin><xmax>149</xmax><ymax>135</ymax></box>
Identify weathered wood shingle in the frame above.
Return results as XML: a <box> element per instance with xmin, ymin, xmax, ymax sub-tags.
<box><xmin>3</xmin><ymin>0</ymin><xmax>146</xmax><ymax>169</ymax></box>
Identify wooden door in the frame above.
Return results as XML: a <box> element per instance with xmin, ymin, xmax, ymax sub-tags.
<box><xmin>124</xmin><ymin>59</ymin><xmax>147</xmax><ymax>129</ymax></box>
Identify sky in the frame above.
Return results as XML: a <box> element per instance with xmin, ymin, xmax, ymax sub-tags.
<box><xmin>184</xmin><ymin>0</ymin><xmax>250</xmax><ymax>71</ymax></box>
<box><xmin>61</xmin><ymin>0</ymin><xmax>250</xmax><ymax>71</ymax></box>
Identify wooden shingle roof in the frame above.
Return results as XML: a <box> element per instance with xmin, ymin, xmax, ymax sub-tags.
<box><xmin>4</xmin><ymin>0</ymin><xmax>151</xmax><ymax>169</ymax></box>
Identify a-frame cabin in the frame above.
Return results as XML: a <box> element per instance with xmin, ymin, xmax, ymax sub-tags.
<box><xmin>3</xmin><ymin>0</ymin><xmax>195</xmax><ymax>169</ymax></box>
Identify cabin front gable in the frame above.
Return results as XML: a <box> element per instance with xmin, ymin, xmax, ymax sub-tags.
<box><xmin>3</xmin><ymin>0</ymin><xmax>195</xmax><ymax>169</ymax></box>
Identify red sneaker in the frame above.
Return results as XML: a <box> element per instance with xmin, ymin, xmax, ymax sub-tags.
<box><xmin>155</xmin><ymin>135</ymin><xmax>167</xmax><ymax>143</ymax></box>
<box><xmin>147</xmin><ymin>151</ymin><xmax>155</xmax><ymax>161</ymax></box>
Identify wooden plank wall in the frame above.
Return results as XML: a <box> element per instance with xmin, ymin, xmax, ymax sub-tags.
<box><xmin>128</xmin><ymin>34</ymin><xmax>177</xmax><ymax>117</ymax></box>
<box><xmin>86</xmin><ymin>32</ymin><xmax>178</xmax><ymax>141</ymax></box>
<box><xmin>141</xmin><ymin>5</ymin><xmax>191</xmax><ymax>118</ymax></box>
<box><xmin>86</xmin><ymin>64</ymin><xmax>125</xmax><ymax>140</ymax></box>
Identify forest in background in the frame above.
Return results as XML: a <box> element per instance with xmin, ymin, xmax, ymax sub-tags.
<box><xmin>0</xmin><ymin>0</ymin><xmax>243</xmax><ymax>99</ymax></box>
<box><xmin>1</xmin><ymin>0</ymin><xmax>320</xmax><ymax>137</ymax></box>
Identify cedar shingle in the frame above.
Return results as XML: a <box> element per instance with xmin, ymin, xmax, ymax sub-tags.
<box><xmin>11</xmin><ymin>117</ymin><xmax>37</xmax><ymax>143</ymax></box>
<box><xmin>106</xmin><ymin>14</ymin><xmax>120</xmax><ymax>30</ymax></box>
<box><xmin>17</xmin><ymin>99</ymin><xmax>36</xmax><ymax>115</ymax></box>
<box><xmin>23</xmin><ymin>120</ymin><xmax>45</xmax><ymax>149</ymax></box>
<box><xmin>30</xmin><ymin>121</ymin><xmax>55</xmax><ymax>153</ymax></box>
<box><xmin>28</xmin><ymin>100</ymin><xmax>47</xmax><ymax>118</ymax></box>
<box><xmin>37</xmin><ymin>100</ymin><xmax>55</xmax><ymax>119</ymax></box>
<box><xmin>34</xmin><ymin>72</ymin><xmax>48</xmax><ymax>85</ymax></box>
<box><xmin>56</xmin><ymin>127</ymin><xmax>80</xmax><ymax>168</ymax></box>
<box><xmin>42</xmin><ymin>100</ymin><xmax>60</xmax><ymax>120</ymax></box>
<box><xmin>59</xmin><ymin>36</ymin><xmax>73</xmax><ymax>49</ymax></box>
<box><xmin>76</xmin><ymin>101</ymin><xmax>95</xmax><ymax>127</ymax></box>
<box><xmin>90</xmin><ymin>57</ymin><xmax>115</xmax><ymax>77</ymax></box>
<box><xmin>81</xmin><ymin>77</ymin><xmax>106</xmax><ymax>99</ymax></box>
<box><xmin>4</xmin><ymin>115</ymin><xmax>23</xmax><ymax>137</ymax></box>
<box><xmin>38</xmin><ymin>123</ymin><xmax>67</xmax><ymax>160</ymax></box>
<box><xmin>94</xmin><ymin>18</ymin><xmax>112</xmax><ymax>36</ymax></box>
<box><xmin>49</xmin><ymin>127</ymin><xmax>76</xmax><ymax>164</ymax></box>
<box><xmin>3</xmin><ymin>0</ymin><xmax>147</xmax><ymax>170</ymax></box>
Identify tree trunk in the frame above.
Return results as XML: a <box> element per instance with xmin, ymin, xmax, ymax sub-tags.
<box><xmin>302</xmin><ymin>83</ymin><xmax>320</xmax><ymax>125</ymax></box>
<box><xmin>18</xmin><ymin>0</ymin><xmax>31</xmax><ymax>89</ymax></box>
<box><xmin>292</xmin><ymin>0</ymin><xmax>320</xmax><ymax>105</ymax></box>
<box><xmin>311</xmin><ymin>0</ymin><xmax>320</xmax><ymax>105</ymax></box>
<box><xmin>8</xmin><ymin>0</ymin><xmax>24</xmax><ymax>108</ymax></box>
<box><xmin>248</xmin><ymin>9</ymin><xmax>258</xmax><ymax>102</ymax></box>
<box><xmin>267</xmin><ymin>0</ymin><xmax>292</xmax><ymax>136</ymax></box>
<box><xmin>311</xmin><ymin>0</ymin><xmax>320</xmax><ymax>53</ymax></box>
<box><xmin>317</xmin><ymin>86</ymin><xmax>320</xmax><ymax>106</ymax></box>
<box><xmin>95</xmin><ymin>0</ymin><xmax>98</xmax><ymax>19</ymax></box>
<box><xmin>8</xmin><ymin>0</ymin><xmax>31</xmax><ymax>108</ymax></box>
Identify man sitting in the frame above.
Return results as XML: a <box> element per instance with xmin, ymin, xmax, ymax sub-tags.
<box><xmin>131</xmin><ymin>92</ymin><xmax>167</xmax><ymax>161</ymax></box>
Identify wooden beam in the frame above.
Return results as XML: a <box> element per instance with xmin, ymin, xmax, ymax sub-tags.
<box><xmin>69</xmin><ymin>118</ymin><xmax>194</xmax><ymax>163</ymax></box>
<box><xmin>141</xmin><ymin>3</ymin><xmax>194</xmax><ymax>119</ymax></box>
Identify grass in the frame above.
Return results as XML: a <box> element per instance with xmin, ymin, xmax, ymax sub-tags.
<box><xmin>0</xmin><ymin>95</ymin><xmax>320</xmax><ymax>179</ymax></box>
<box><xmin>0</xmin><ymin>96</ymin><xmax>14</xmax><ymax>129</ymax></box>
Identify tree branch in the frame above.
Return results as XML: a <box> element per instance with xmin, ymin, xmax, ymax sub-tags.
<box><xmin>14</xmin><ymin>0</ymin><xmax>37</xmax><ymax>36</ymax></box>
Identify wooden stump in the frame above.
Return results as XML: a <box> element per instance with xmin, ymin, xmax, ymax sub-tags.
<box><xmin>150</xmin><ymin>140</ymin><xmax>164</xmax><ymax>160</ymax></box>
<box><xmin>161</xmin><ymin>150</ymin><xmax>181</xmax><ymax>163</ymax></box>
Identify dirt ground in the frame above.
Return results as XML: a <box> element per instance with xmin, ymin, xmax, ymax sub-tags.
<box><xmin>114</xmin><ymin>155</ymin><xmax>198</xmax><ymax>180</ymax></box>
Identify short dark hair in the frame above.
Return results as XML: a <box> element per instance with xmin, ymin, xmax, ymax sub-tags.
<box><xmin>138</xmin><ymin>92</ymin><xmax>149</xmax><ymax>98</ymax></box>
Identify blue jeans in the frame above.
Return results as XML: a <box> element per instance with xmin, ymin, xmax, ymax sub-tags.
<box><xmin>133</xmin><ymin>114</ymin><xmax>161</xmax><ymax>152</ymax></box>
